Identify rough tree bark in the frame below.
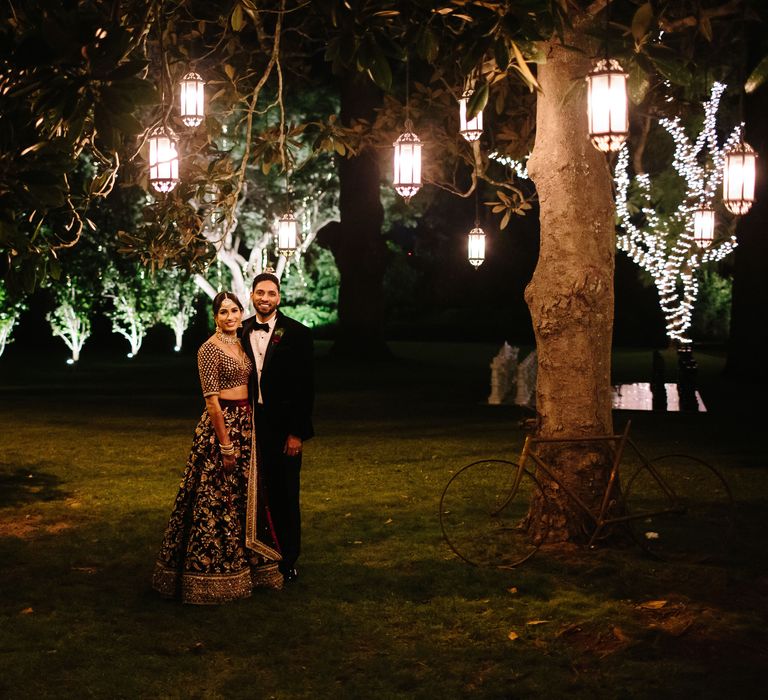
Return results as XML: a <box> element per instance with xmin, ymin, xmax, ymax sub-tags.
<box><xmin>525</xmin><ymin>30</ymin><xmax>617</xmax><ymax>542</ymax></box>
<box><xmin>725</xmin><ymin>68</ymin><xmax>768</xmax><ymax>383</ymax></box>
<box><xmin>317</xmin><ymin>72</ymin><xmax>390</xmax><ymax>359</ymax></box>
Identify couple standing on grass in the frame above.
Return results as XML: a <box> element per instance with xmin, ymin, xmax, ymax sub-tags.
<box><xmin>151</xmin><ymin>271</ymin><xmax>314</xmax><ymax>604</ymax></box>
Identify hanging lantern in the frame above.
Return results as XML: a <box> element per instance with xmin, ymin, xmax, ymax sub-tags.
<box><xmin>723</xmin><ymin>141</ymin><xmax>757</xmax><ymax>215</ymax></box>
<box><xmin>179</xmin><ymin>71</ymin><xmax>205</xmax><ymax>127</ymax></box>
<box><xmin>276</xmin><ymin>211</ymin><xmax>299</xmax><ymax>257</ymax></box>
<box><xmin>148</xmin><ymin>125</ymin><xmax>179</xmax><ymax>193</ymax></box>
<box><xmin>393</xmin><ymin>119</ymin><xmax>422</xmax><ymax>202</ymax></box>
<box><xmin>467</xmin><ymin>226</ymin><xmax>486</xmax><ymax>268</ymax></box>
<box><xmin>459</xmin><ymin>89</ymin><xmax>483</xmax><ymax>142</ymax></box>
<box><xmin>693</xmin><ymin>206</ymin><xmax>715</xmax><ymax>248</ymax></box>
<box><xmin>586</xmin><ymin>58</ymin><xmax>629</xmax><ymax>152</ymax></box>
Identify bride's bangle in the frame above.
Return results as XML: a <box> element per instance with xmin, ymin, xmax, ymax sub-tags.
<box><xmin>220</xmin><ymin>442</ymin><xmax>235</xmax><ymax>455</ymax></box>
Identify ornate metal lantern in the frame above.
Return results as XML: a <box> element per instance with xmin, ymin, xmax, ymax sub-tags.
<box><xmin>586</xmin><ymin>58</ymin><xmax>629</xmax><ymax>152</ymax></box>
<box><xmin>393</xmin><ymin>120</ymin><xmax>422</xmax><ymax>202</ymax></box>
<box><xmin>722</xmin><ymin>141</ymin><xmax>757</xmax><ymax>215</ymax></box>
<box><xmin>459</xmin><ymin>89</ymin><xmax>483</xmax><ymax>142</ymax></box>
<box><xmin>467</xmin><ymin>226</ymin><xmax>486</xmax><ymax>268</ymax></box>
<box><xmin>148</xmin><ymin>125</ymin><xmax>179</xmax><ymax>193</ymax></box>
<box><xmin>179</xmin><ymin>71</ymin><xmax>205</xmax><ymax>127</ymax></box>
<box><xmin>693</xmin><ymin>206</ymin><xmax>715</xmax><ymax>248</ymax></box>
<box><xmin>276</xmin><ymin>211</ymin><xmax>299</xmax><ymax>257</ymax></box>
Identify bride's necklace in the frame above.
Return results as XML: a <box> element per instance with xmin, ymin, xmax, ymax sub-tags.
<box><xmin>216</xmin><ymin>330</ymin><xmax>239</xmax><ymax>345</ymax></box>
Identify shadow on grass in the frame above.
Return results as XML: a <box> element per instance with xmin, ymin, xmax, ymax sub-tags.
<box><xmin>0</xmin><ymin>465</ymin><xmax>70</xmax><ymax>507</ymax></box>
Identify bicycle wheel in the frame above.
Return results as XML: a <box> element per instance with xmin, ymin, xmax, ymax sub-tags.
<box><xmin>624</xmin><ymin>454</ymin><xmax>734</xmax><ymax>564</ymax></box>
<box><xmin>439</xmin><ymin>459</ymin><xmax>550</xmax><ymax>568</ymax></box>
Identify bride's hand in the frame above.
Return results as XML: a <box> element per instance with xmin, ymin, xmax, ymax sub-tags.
<box><xmin>222</xmin><ymin>452</ymin><xmax>237</xmax><ymax>473</ymax></box>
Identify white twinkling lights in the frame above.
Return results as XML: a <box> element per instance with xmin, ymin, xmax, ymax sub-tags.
<box><xmin>614</xmin><ymin>82</ymin><xmax>739</xmax><ymax>345</ymax></box>
<box><xmin>488</xmin><ymin>151</ymin><xmax>529</xmax><ymax>180</ymax></box>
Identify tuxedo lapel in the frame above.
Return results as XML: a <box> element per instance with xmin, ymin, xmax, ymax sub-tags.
<box><xmin>240</xmin><ymin>322</ymin><xmax>256</xmax><ymax>365</ymax></box>
<box><xmin>261</xmin><ymin>312</ymin><xmax>284</xmax><ymax>376</ymax></box>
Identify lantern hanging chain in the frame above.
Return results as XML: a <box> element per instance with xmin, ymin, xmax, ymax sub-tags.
<box><xmin>156</xmin><ymin>0</ymin><xmax>172</xmax><ymax>127</ymax></box>
<box><xmin>474</xmin><ymin>179</ymin><xmax>480</xmax><ymax>226</ymax></box>
<box><xmin>737</xmin><ymin>0</ymin><xmax>747</xmax><ymax>145</ymax></box>
<box><xmin>275</xmin><ymin>21</ymin><xmax>290</xmax><ymax>212</ymax></box>
<box><xmin>604</xmin><ymin>0</ymin><xmax>610</xmax><ymax>61</ymax></box>
<box><xmin>277</xmin><ymin>34</ymin><xmax>288</xmax><ymax>177</ymax></box>
<box><xmin>405</xmin><ymin>55</ymin><xmax>410</xmax><ymax>126</ymax></box>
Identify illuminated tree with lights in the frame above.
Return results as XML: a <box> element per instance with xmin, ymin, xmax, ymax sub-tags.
<box><xmin>153</xmin><ymin>268</ymin><xmax>201</xmax><ymax>352</ymax></box>
<box><xmin>0</xmin><ymin>282</ymin><xmax>26</xmax><ymax>358</ymax></box>
<box><xmin>46</xmin><ymin>276</ymin><xmax>94</xmax><ymax>364</ymax></box>
<box><xmin>102</xmin><ymin>264</ymin><xmax>157</xmax><ymax>358</ymax></box>
<box><xmin>614</xmin><ymin>82</ymin><xmax>741</xmax><ymax>346</ymax></box>
<box><xmin>193</xmin><ymin>178</ymin><xmax>336</xmax><ymax>312</ymax></box>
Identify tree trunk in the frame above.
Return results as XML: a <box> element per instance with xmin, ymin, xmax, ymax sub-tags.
<box><xmin>725</xmin><ymin>71</ymin><xmax>768</xmax><ymax>383</ymax></box>
<box><xmin>317</xmin><ymin>73</ymin><xmax>390</xmax><ymax>359</ymax></box>
<box><xmin>525</xmin><ymin>32</ymin><xmax>616</xmax><ymax>542</ymax></box>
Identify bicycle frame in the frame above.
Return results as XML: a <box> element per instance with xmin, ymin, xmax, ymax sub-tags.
<box><xmin>511</xmin><ymin>421</ymin><xmax>686</xmax><ymax>548</ymax></box>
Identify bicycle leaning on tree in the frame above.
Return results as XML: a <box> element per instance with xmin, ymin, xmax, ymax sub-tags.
<box><xmin>439</xmin><ymin>421</ymin><xmax>735</xmax><ymax>568</ymax></box>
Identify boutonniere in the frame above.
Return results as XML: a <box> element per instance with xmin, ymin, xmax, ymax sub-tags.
<box><xmin>271</xmin><ymin>327</ymin><xmax>285</xmax><ymax>345</ymax></box>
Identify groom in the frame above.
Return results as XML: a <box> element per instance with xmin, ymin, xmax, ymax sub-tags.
<box><xmin>241</xmin><ymin>271</ymin><xmax>314</xmax><ymax>582</ymax></box>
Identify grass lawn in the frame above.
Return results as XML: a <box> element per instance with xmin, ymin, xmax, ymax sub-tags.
<box><xmin>0</xmin><ymin>342</ymin><xmax>766</xmax><ymax>699</ymax></box>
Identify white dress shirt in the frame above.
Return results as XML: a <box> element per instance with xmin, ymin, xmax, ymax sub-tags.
<box><xmin>248</xmin><ymin>315</ymin><xmax>276</xmax><ymax>404</ymax></box>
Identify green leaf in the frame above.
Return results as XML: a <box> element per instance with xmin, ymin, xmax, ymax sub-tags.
<box><xmin>459</xmin><ymin>41</ymin><xmax>485</xmax><ymax>76</ymax></box>
<box><xmin>116</xmin><ymin>77</ymin><xmax>157</xmax><ymax>106</ymax></box>
<box><xmin>107</xmin><ymin>60</ymin><xmax>148</xmax><ymax>82</ymax></box>
<box><xmin>361</xmin><ymin>37</ymin><xmax>391</xmax><ymax>91</ymax></box>
<box><xmin>651</xmin><ymin>56</ymin><xmax>691</xmax><ymax>86</ymax></box>
<box><xmin>418</xmin><ymin>27</ymin><xmax>439</xmax><ymax>64</ymax></box>
<box><xmin>231</xmin><ymin>4</ymin><xmax>244</xmax><ymax>32</ymax></box>
<box><xmin>20</xmin><ymin>143</ymin><xmax>49</xmax><ymax>157</ymax></box>
<box><xmin>466</xmin><ymin>82</ymin><xmax>489</xmax><ymax>121</ymax></box>
<box><xmin>745</xmin><ymin>54</ymin><xmax>768</xmax><ymax>94</ymax></box>
<box><xmin>367</xmin><ymin>57</ymin><xmax>392</xmax><ymax>92</ymax></box>
<box><xmin>631</xmin><ymin>3</ymin><xmax>653</xmax><ymax>44</ymax></box>
<box><xmin>494</xmin><ymin>39</ymin><xmax>510</xmax><ymax>71</ymax></box>
<box><xmin>627</xmin><ymin>61</ymin><xmax>650</xmax><ymax>105</ymax></box>
<box><xmin>511</xmin><ymin>42</ymin><xmax>540</xmax><ymax>92</ymax></box>
<box><xmin>99</xmin><ymin>85</ymin><xmax>135</xmax><ymax>114</ymax></box>
<box><xmin>49</xmin><ymin>260</ymin><xmax>62</xmax><ymax>281</ymax></box>
<box><xmin>699</xmin><ymin>15</ymin><xmax>712</xmax><ymax>42</ymax></box>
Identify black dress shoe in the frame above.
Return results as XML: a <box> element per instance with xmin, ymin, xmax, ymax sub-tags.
<box><xmin>282</xmin><ymin>567</ymin><xmax>298</xmax><ymax>583</ymax></box>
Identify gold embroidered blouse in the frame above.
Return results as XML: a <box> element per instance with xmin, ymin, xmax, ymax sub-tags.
<box><xmin>197</xmin><ymin>340</ymin><xmax>252</xmax><ymax>397</ymax></box>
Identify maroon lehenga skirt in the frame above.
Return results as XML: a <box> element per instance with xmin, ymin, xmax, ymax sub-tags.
<box><xmin>152</xmin><ymin>398</ymin><xmax>282</xmax><ymax>604</ymax></box>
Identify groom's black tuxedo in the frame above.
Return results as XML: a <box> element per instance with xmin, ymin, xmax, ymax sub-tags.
<box><xmin>241</xmin><ymin>310</ymin><xmax>314</xmax><ymax>571</ymax></box>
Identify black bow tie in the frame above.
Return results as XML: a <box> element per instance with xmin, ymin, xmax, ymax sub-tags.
<box><xmin>253</xmin><ymin>322</ymin><xmax>271</xmax><ymax>333</ymax></box>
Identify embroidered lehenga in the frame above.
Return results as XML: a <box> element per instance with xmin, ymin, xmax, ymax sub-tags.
<box><xmin>152</xmin><ymin>341</ymin><xmax>282</xmax><ymax>604</ymax></box>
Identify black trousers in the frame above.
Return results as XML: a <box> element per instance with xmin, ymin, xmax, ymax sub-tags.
<box><xmin>254</xmin><ymin>406</ymin><xmax>301</xmax><ymax>571</ymax></box>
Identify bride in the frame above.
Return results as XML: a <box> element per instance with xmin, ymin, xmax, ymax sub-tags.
<box><xmin>152</xmin><ymin>291</ymin><xmax>282</xmax><ymax>603</ymax></box>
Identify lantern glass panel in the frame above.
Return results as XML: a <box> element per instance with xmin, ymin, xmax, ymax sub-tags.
<box><xmin>180</xmin><ymin>72</ymin><xmax>205</xmax><ymax>128</ymax></box>
<box><xmin>587</xmin><ymin>59</ymin><xmax>628</xmax><ymax>152</ymax></box>
<box><xmin>723</xmin><ymin>144</ymin><xmax>757</xmax><ymax>215</ymax></box>
<box><xmin>393</xmin><ymin>125</ymin><xmax>422</xmax><ymax>201</ymax></box>
<box><xmin>467</xmin><ymin>227</ymin><xmax>486</xmax><ymax>268</ymax></box>
<box><xmin>693</xmin><ymin>208</ymin><xmax>715</xmax><ymax>248</ymax></box>
<box><xmin>148</xmin><ymin>127</ymin><xmax>179</xmax><ymax>193</ymax></box>
<box><xmin>459</xmin><ymin>93</ymin><xmax>483</xmax><ymax>142</ymax></box>
<box><xmin>277</xmin><ymin>213</ymin><xmax>298</xmax><ymax>255</ymax></box>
